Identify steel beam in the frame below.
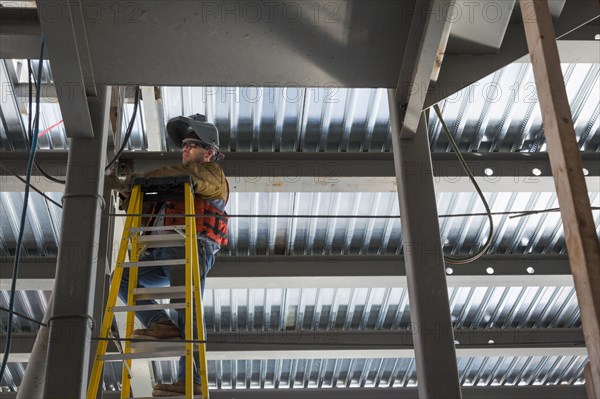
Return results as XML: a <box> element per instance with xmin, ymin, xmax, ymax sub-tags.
<box><xmin>446</xmin><ymin>0</ymin><xmax>516</xmax><ymax>55</ymax></box>
<box><xmin>0</xmin><ymin>254</ymin><xmax>576</xmax><ymax>290</ymax></box>
<box><xmin>2</xmin><ymin>327</ymin><xmax>586</xmax><ymax>359</ymax></box>
<box><xmin>41</xmin><ymin>86</ymin><xmax>110</xmax><ymax>398</ymax></box>
<box><xmin>2</xmin><ymin>151</ymin><xmax>599</xmax><ymax>193</ymax></box>
<box><xmin>1</xmin><ymin>3</ymin><xmax>596</xmax><ymax>90</ymax></box>
<box><xmin>35</xmin><ymin>0</ymin><xmax>95</xmax><ymax>138</ymax></box>
<box><xmin>390</xmin><ymin>96</ymin><xmax>460</xmax><ymax>397</ymax></box>
<box><xmin>0</xmin><ymin>7</ymin><xmax>42</xmax><ymax>60</ymax></box>
<box><xmin>0</xmin><ymin>385</ymin><xmax>590</xmax><ymax>399</ymax></box>
<box><xmin>514</xmin><ymin>41</ymin><xmax>600</xmax><ymax>64</ymax></box>
<box><xmin>395</xmin><ymin>0</ymin><xmax>452</xmax><ymax>138</ymax></box>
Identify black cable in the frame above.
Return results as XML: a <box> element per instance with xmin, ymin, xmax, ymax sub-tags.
<box><xmin>433</xmin><ymin>104</ymin><xmax>494</xmax><ymax>265</ymax></box>
<box><xmin>105</xmin><ymin>86</ymin><xmax>141</xmax><ymax>171</ymax></box>
<box><xmin>27</xmin><ymin>60</ymin><xmax>33</xmax><ymax>144</ymax></box>
<box><xmin>105</xmin><ymin>207</ymin><xmax>600</xmax><ymax>220</ymax></box>
<box><xmin>0</xmin><ymin>165</ymin><xmax>62</xmax><ymax>208</ymax></box>
<box><xmin>508</xmin><ymin>207</ymin><xmax>600</xmax><ymax>219</ymax></box>
<box><xmin>0</xmin><ymin>306</ymin><xmax>47</xmax><ymax>327</ymax></box>
<box><xmin>0</xmin><ymin>34</ymin><xmax>45</xmax><ymax>382</ymax></box>
<box><xmin>27</xmin><ymin>60</ymin><xmax>66</xmax><ymax>185</ymax></box>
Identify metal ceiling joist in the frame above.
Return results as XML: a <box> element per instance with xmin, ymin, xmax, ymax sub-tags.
<box><xmin>394</xmin><ymin>0</ymin><xmax>452</xmax><ymax>139</ymax></box>
<box><xmin>446</xmin><ymin>0</ymin><xmax>516</xmax><ymax>55</ymax></box>
<box><xmin>515</xmin><ymin>41</ymin><xmax>600</xmax><ymax>64</ymax></box>
<box><xmin>2</xmin><ymin>151</ymin><xmax>599</xmax><ymax>193</ymax></box>
<box><xmin>1</xmin><ymin>327</ymin><xmax>586</xmax><ymax>361</ymax></box>
<box><xmin>0</xmin><ymin>7</ymin><xmax>42</xmax><ymax>60</ymax></box>
<box><xmin>35</xmin><ymin>0</ymin><xmax>95</xmax><ymax>138</ymax></box>
<box><xmin>0</xmin><ymin>255</ymin><xmax>576</xmax><ymax>290</ymax></box>
<box><xmin>0</xmin><ymin>385</ymin><xmax>590</xmax><ymax>399</ymax></box>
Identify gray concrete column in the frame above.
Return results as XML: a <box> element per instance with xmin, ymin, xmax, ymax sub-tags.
<box><xmin>15</xmin><ymin>296</ymin><xmax>52</xmax><ymax>399</ymax></box>
<box><xmin>42</xmin><ymin>86</ymin><xmax>111</xmax><ymax>398</ymax></box>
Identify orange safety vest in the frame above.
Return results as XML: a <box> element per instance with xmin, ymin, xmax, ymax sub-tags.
<box><xmin>163</xmin><ymin>196</ymin><xmax>229</xmax><ymax>246</ymax></box>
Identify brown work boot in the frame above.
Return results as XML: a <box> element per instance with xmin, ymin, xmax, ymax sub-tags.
<box><xmin>131</xmin><ymin>320</ymin><xmax>180</xmax><ymax>340</ymax></box>
<box><xmin>152</xmin><ymin>380</ymin><xmax>202</xmax><ymax>397</ymax></box>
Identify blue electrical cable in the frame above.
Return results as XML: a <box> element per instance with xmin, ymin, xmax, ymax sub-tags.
<box><xmin>0</xmin><ymin>34</ymin><xmax>45</xmax><ymax>382</ymax></box>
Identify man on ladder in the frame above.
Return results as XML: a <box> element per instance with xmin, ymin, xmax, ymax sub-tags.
<box><xmin>110</xmin><ymin>114</ymin><xmax>228</xmax><ymax>396</ymax></box>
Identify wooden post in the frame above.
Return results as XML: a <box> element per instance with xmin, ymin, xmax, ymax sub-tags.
<box><xmin>519</xmin><ymin>1</ymin><xmax>600</xmax><ymax>396</ymax></box>
<box><xmin>585</xmin><ymin>363</ymin><xmax>598</xmax><ymax>399</ymax></box>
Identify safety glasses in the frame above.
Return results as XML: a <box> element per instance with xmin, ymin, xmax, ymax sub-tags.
<box><xmin>182</xmin><ymin>142</ymin><xmax>211</xmax><ymax>150</ymax></box>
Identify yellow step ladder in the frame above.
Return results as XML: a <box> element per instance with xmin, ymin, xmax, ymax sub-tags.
<box><xmin>87</xmin><ymin>176</ymin><xmax>209</xmax><ymax>399</ymax></box>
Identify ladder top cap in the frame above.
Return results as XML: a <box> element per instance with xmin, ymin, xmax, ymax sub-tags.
<box><xmin>133</xmin><ymin>175</ymin><xmax>192</xmax><ymax>188</ymax></box>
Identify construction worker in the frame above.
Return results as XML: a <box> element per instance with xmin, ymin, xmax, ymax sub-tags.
<box><xmin>108</xmin><ymin>114</ymin><xmax>228</xmax><ymax>396</ymax></box>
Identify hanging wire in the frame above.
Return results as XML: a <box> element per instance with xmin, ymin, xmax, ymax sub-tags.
<box><xmin>105</xmin><ymin>208</ymin><xmax>599</xmax><ymax>220</ymax></box>
<box><xmin>105</xmin><ymin>86</ymin><xmax>141</xmax><ymax>171</ymax></box>
<box><xmin>433</xmin><ymin>104</ymin><xmax>494</xmax><ymax>264</ymax></box>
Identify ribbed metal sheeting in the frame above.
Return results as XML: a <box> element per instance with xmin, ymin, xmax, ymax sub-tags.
<box><xmin>16</xmin><ymin>63</ymin><xmax>598</xmax><ymax>154</ymax></box>
<box><xmin>0</xmin><ymin>290</ymin><xmax>50</xmax><ymax>334</ymax></box>
<box><xmin>429</xmin><ymin>63</ymin><xmax>600</xmax><ymax>153</ymax></box>
<box><xmin>0</xmin><ymin>285</ymin><xmax>585</xmax><ymax>391</ymax></box>
<box><xmin>0</xmin><ymin>284</ymin><xmax>585</xmax><ymax>391</ymax></box>
<box><xmin>0</xmin><ymin>362</ymin><xmax>25</xmax><ymax>392</ymax></box>
<box><xmin>0</xmin><ymin>192</ymin><xmax>62</xmax><ymax>257</ymax></box>
<box><xmin>222</xmin><ymin>191</ymin><xmax>600</xmax><ymax>256</ymax></box>
<box><xmin>0</xmin><ymin>285</ymin><xmax>581</xmax><ymax>340</ymax></box>
<box><xmin>161</xmin><ymin>86</ymin><xmax>391</xmax><ymax>153</ymax></box>
<box><xmin>141</xmin><ymin>355</ymin><xmax>587</xmax><ymax>390</ymax></box>
<box><xmin>159</xmin><ymin>63</ymin><xmax>599</xmax><ymax>153</ymax></box>
<box><xmin>201</xmin><ymin>286</ymin><xmax>581</xmax><ymax>333</ymax></box>
<box><xmin>1</xmin><ymin>191</ymin><xmax>599</xmax><ymax>258</ymax></box>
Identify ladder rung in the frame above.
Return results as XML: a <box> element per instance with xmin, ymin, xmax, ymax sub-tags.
<box><xmin>102</xmin><ymin>349</ymin><xmax>184</xmax><ymax>361</ymax></box>
<box><xmin>129</xmin><ymin>225</ymin><xmax>187</xmax><ymax>233</ymax></box>
<box><xmin>136</xmin><ymin>396</ymin><xmax>203</xmax><ymax>399</ymax></box>
<box><xmin>131</xmin><ymin>340</ymin><xmax>187</xmax><ymax>351</ymax></box>
<box><xmin>122</xmin><ymin>259</ymin><xmax>187</xmax><ymax>268</ymax></box>
<box><xmin>134</xmin><ymin>286</ymin><xmax>186</xmax><ymax>300</ymax></box>
<box><xmin>112</xmin><ymin>303</ymin><xmax>186</xmax><ymax>312</ymax></box>
<box><xmin>136</xmin><ymin>234</ymin><xmax>186</xmax><ymax>248</ymax></box>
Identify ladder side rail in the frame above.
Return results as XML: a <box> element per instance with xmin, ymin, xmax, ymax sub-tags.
<box><xmin>192</xmin><ymin>222</ymin><xmax>209</xmax><ymax>399</ymax></box>
<box><xmin>121</xmin><ymin>186</ymin><xmax>143</xmax><ymax>399</ymax></box>
<box><xmin>184</xmin><ymin>182</ymin><xmax>196</xmax><ymax>397</ymax></box>
<box><xmin>86</xmin><ymin>185</ymin><xmax>142</xmax><ymax>399</ymax></box>
<box><xmin>187</xmin><ymin>183</ymin><xmax>210</xmax><ymax>399</ymax></box>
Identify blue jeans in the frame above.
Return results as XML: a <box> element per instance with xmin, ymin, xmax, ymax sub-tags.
<box><xmin>118</xmin><ymin>237</ymin><xmax>219</xmax><ymax>384</ymax></box>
